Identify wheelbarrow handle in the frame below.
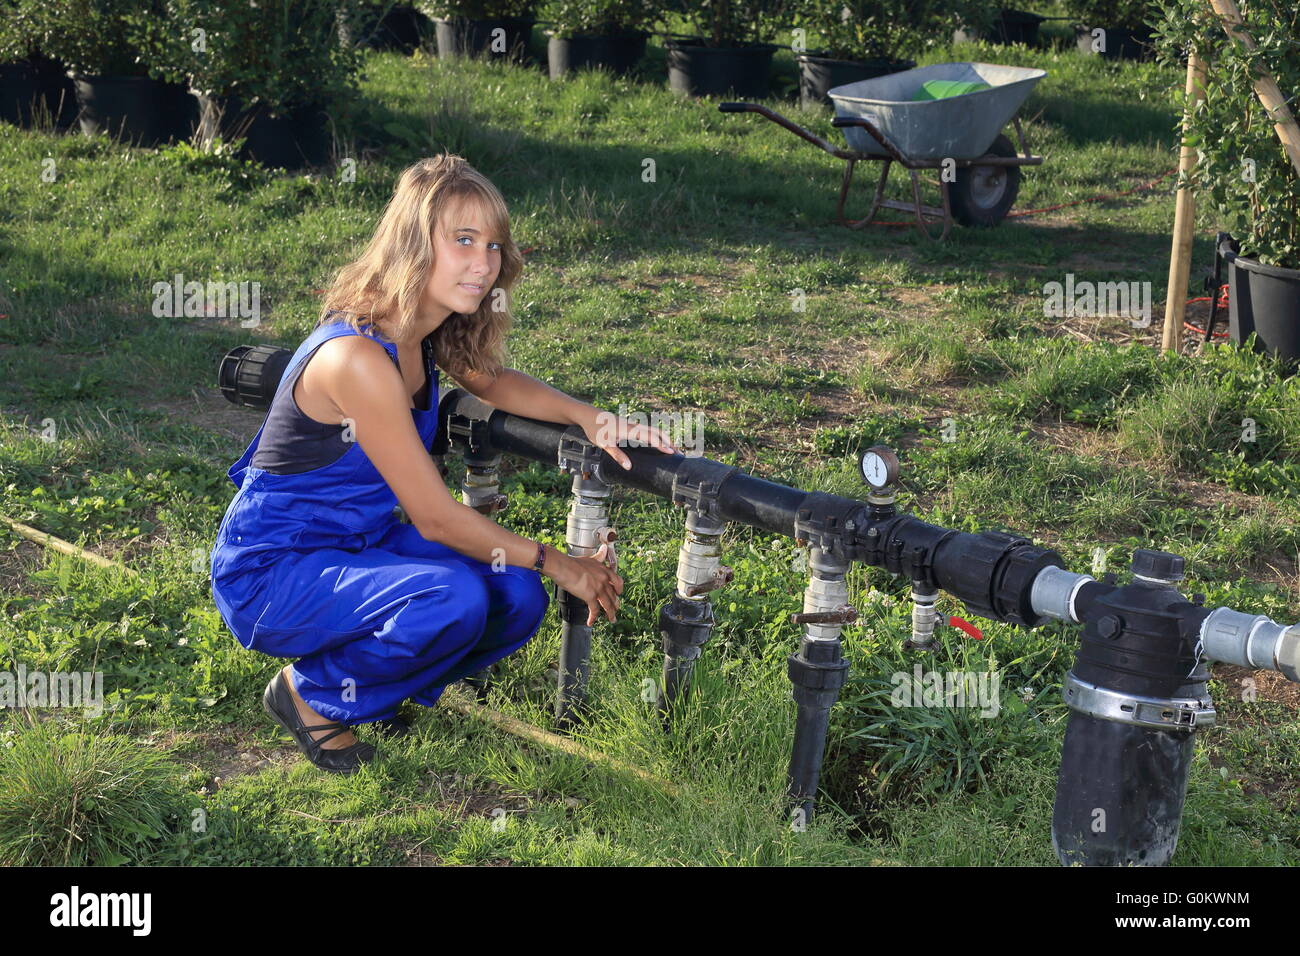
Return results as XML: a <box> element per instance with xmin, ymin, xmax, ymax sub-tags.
<box><xmin>832</xmin><ymin>115</ymin><xmax>910</xmax><ymax>166</ymax></box>
<box><xmin>717</xmin><ymin>102</ymin><xmax>851</xmax><ymax>158</ymax></box>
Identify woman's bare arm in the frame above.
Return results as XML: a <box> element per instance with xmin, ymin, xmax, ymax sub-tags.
<box><xmin>311</xmin><ymin>336</ymin><xmax>543</xmax><ymax>570</ymax></box>
<box><xmin>299</xmin><ymin>336</ymin><xmax>623</xmax><ymax>623</ymax></box>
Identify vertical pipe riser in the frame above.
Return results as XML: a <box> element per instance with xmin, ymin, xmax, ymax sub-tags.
<box><xmin>785</xmin><ymin>548</ymin><xmax>851</xmax><ymax>823</ymax></box>
<box><xmin>555</xmin><ymin>477</ymin><xmax>611</xmax><ymax>729</ymax></box>
<box><xmin>656</xmin><ymin>510</ymin><xmax>726</xmax><ymax>727</ymax></box>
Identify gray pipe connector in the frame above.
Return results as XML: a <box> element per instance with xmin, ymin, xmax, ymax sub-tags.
<box><xmin>1199</xmin><ymin>606</ymin><xmax>1300</xmax><ymax>683</ymax></box>
<box><xmin>1029</xmin><ymin>566</ymin><xmax>1093</xmax><ymax>624</ymax></box>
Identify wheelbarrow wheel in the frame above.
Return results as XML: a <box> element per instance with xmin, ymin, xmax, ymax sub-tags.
<box><xmin>949</xmin><ymin>134</ymin><xmax>1021</xmax><ymax>228</ymax></box>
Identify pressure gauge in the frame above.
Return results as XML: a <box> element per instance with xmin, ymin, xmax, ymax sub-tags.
<box><xmin>859</xmin><ymin>445</ymin><xmax>899</xmax><ymax>491</ymax></box>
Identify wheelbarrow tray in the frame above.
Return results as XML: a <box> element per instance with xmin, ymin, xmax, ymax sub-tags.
<box><xmin>829</xmin><ymin>62</ymin><xmax>1047</xmax><ymax>160</ymax></box>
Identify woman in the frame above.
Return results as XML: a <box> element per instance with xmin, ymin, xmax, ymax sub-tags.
<box><xmin>211</xmin><ymin>154</ymin><xmax>677</xmax><ymax>774</ymax></box>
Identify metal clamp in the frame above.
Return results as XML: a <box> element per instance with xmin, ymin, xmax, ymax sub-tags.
<box><xmin>446</xmin><ymin>410</ymin><xmax>494</xmax><ymax>456</ymax></box>
<box><xmin>1062</xmin><ymin>673</ymin><xmax>1215</xmax><ymax>732</ymax></box>
<box><xmin>669</xmin><ymin>458</ymin><xmax>738</xmax><ymax>521</ymax></box>
<box><xmin>558</xmin><ymin>427</ymin><xmax>607</xmax><ymax>480</ymax></box>
<box><xmin>793</xmin><ymin>492</ymin><xmax>869</xmax><ymax>562</ymax></box>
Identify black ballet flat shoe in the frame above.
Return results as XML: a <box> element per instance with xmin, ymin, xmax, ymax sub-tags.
<box><xmin>262</xmin><ymin>671</ymin><xmax>377</xmax><ymax>774</ymax></box>
<box><xmin>460</xmin><ymin>670</ymin><xmax>493</xmax><ymax>702</ymax></box>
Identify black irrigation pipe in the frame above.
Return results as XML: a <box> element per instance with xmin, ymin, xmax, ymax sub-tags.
<box><xmin>221</xmin><ymin>346</ymin><xmax>1300</xmax><ymax>865</ymax></box>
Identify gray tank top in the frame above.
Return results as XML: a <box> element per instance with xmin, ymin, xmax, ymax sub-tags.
<box><xmin>250</xmin><ymin>317</ymin><xmax>436</xmax><ymax>475</ymax></box>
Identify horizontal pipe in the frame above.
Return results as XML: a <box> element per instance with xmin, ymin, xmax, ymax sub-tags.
<box><xmin>473</xmin><ymin>391</ymin><xmax>817</xmax><ymax>538</ymax></box>
<box><xmin>222</xmin><ymin>364</ymin><xmax>1300</xmax><ymax>681</ymax></box>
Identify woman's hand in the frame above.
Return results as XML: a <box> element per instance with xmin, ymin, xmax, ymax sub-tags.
<box><xmin>581</xmin><ymin>410</ymin><xmax>678</xmax><ymax>471</ymax></box>
<box><xmin>542</xmin><ymin>543</ymin><xmax>623</xmax><ymax>626</ymax></box>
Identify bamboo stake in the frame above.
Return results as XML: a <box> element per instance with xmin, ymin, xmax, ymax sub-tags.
<box><xmin>1207</xmin><ymin>0</ymin><xmax>1300</xmax><ymax>177</ymax></box>
<box><xmin>437</xmin><ymin>685</ymin><xmax>685</xmax><ymax>797</ymax></box>
<box><xmin>0</xmin><ymin>513</ymin><xmax>138</xmax><ymax>576</ymax></box>
<box><xmin>1163</xmin><ymin>52</ymin><xmax>1210</xmax><ymax>352</ymax></box>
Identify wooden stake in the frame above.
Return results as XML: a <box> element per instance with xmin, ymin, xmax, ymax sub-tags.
<box><xmin>437</xmin><ymin>685</ymin><xmax>685</xmax><ymax>797</ymax></box>
<box><xmin>0</xmin><ymin>513</ymin><xmax>138</xmax><ymax>576</ymax></box>
<box><xmin>1163</xmin><ymin>52</ymin><xmax>1209</xmax><ymax>353</ymax></box>
<box><xmin>1207</xmin><ymin>0</ymin><xmax>1300</xmax><ymax>178</ymax></box>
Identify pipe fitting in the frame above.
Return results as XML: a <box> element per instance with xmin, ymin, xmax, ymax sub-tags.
<box><xmin>1200</xmin><ymin>607</ymin><xmax>1300</xmax><ymax>683</ymax></box>
<box><xmin>674</xmin><ymin>509</ymin><xmax>726</xmax><ymax>601</ymax></box>
<box><xmin>564</xmin><ymin>478</ymin><xmax>612</xmax><ymax>558</ymax></box>
<box><xmin>801</xmin><ymin>569</ymin><xmax>850</xmax><ymax>640</ymax></box>
<box><xmin>1030</xmin><ymin>566</ymin><xmax>1094</xmax><ymax>624</ymax></box>
<box><xmin>462</xmin><ymin>460</ymin><xmax>507</xmax><ymax>513</ymax></box>
<box><xmin>908</xmin><ymin>585</ymin><xmax>939</xmax><ymax>650</ymax></box>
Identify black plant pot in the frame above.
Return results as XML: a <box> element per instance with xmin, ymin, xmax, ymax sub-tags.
<box><xmin>547</xmin><ymin>31</ymin><xmax>647</xmax><ymax>78</ymax></box>
<box><xmin>666</xmin><ymin>40</ymin><xmax>778</xmax><ymax>99</ymax></box>
<box><xmin>343</xmin><ymin>3</ymin><xmax>432</xmax><ymax>53</ymax></box>
<box><xmin>1074</xmin><ymin>24</ymin><xmax>1155</xmax><ymax>60</ymax></box>
<box><xmin>796</xmin><ymin>54</ymin><xmax>915</xmax><ymax>108</ymax></box>
<box><xmin>0</xmin><ymin>60</ymin><xmax>39</xmax><ymax>126</ymax></box>
<box><xmin>0</xmin><ymin>56</ymin><xmax>78</xmax><ymax>128</ymax></box>
<box><xmin>197</xmin><ymin>93</ymin><xmax>332</xmax><ymax>170</ymax></box>
<box><xmin>158</xmin><ymin>81</ymin><xmax>200</xmax><ymax>143</ymax></box>
<box><xmin>37</xmin><ymin>58</ymin><xmax>81</xmax><ymax>129</ymax></box>
<box><xmin>954</xmin><ymin>8</ymin><xmax>1045</xmax><ymax>46</ymax></box>
<box><xmin>1226</xmin><ymin>247</ymin><xmax>1300</xmax><ymax>365</ymax></box>
<box><xmin>71</xmin><ymin>73</ymin><xmax>196</xmax><ymax>147</ymax></box>
<box><xmin>994</xmin><ymin>8</ymin><xmax>1045</xmax><ymax>45</ymax></box>
<box><xmin>0</xmin><ymin>56</ymin><xmax>79</xmax><ymax>128</ymax></box>
<box><xmin>435</xmin><ymin>16</ymin><xmax>535</xmax><ymax>63</ymax></box>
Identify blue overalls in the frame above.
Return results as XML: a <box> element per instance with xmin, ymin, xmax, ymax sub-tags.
<box><xmin>210</xmin><ymin>318</ymin><xmax>549</xmax><ymax>725</ymax></box>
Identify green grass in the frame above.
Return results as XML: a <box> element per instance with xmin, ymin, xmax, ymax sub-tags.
<box><xmin>1</xmin><ymin>35</ymin><xmax>1297</xmax><ymax>866</ymax></box>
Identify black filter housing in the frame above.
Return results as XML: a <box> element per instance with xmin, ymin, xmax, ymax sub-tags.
<box><xmin>1052</xmin><ymin>554</ymin><xmax>1212</xmax><ymax>866</ymax></box>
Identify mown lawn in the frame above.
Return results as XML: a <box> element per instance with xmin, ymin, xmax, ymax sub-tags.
<box><xmin>1</xmin><ymin>31</ymin><xmax>1297</xmax><ymax>866</ymax></box>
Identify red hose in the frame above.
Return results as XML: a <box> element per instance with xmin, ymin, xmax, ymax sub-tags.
<box><xmin>1005</xmin><ymin>169</ymin><xmax>1177</xmax><ymax>218</ymax></box>
<box><xmin>1183</xmin><ymin>283</ymin><xmax>1230</xmax><ymax>339</ymax></box>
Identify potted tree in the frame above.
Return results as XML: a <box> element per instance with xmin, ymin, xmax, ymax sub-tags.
<box><xmin>952</xmin><ymin>3</ymin><xmax>1047</xmax><ymax>46</ymax></box>
<box><xmin>1071</xmin><ymin>0</ymin><xmax>1157</xmax><ymax>60</ymax></box>
<box><xmin>0</xmin><ymin>0</ymin><xmax>53</xmax><ymax>127</ymax></box>
<box><xmin>1155</xmin><ymin>0</ymin><xmax>1300</xmax><ymax>361</ymax></box>
<box><xmin>418</xmin><ymin>1</ymin><xmax>538</xmax><ymax>63</ymax></box>
<box><xmin>24</xmin><ymin>0</ymin><xmax>196</xmax><ymax>145</ymax></box>
<box><xmin>338</xmin><ymin>1</ymin><xmax>434</xmax><ymax>54</ymax></box>
<box><xmin>541</xmin><ymin>0</ymin><xmax>654</xmax><ymax>78</ymax></box>
<box><xmin>659</xmin><ymin>0</ymin><xmax>792</xmax><ymax>98</ymax></box>
<box><xmin>140</xmin><ymin>0</ymin><xmax>364</xmax><ymax>169</ymax></box>
<box><xmin>791</xmin><ymin>0</ymin><xmax>939</xmax><ymax>107</ymax></box>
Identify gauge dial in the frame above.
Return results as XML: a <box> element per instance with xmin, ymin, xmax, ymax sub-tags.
<box><xmin>859</xmin><ymin>446</ymin><xmax>899</xmax><ymax>490</ymax></box>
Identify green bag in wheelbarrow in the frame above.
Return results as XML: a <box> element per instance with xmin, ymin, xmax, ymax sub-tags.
<box><xmin>829</xmin><ymin>62</ymin><xmax>1046</xmax><ymax>160</ymax></box>
<box><xmin>910</xmin><ymin>79</ymin><xmax>992</xmax><ymax>100</ymax></box>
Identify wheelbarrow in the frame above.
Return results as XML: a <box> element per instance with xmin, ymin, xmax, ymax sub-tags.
<box><xmin>719</xmin><ymin>62</ymin><xmax>1047</xmax><ymax>240</ymax></box>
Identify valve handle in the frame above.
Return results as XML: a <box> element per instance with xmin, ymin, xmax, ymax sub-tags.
<box><xmin>684</xmin><ymin>565</ymin><xmax>734</xmax><ymax>597</ymax></box>
<box><xmin>595</xmin><ymin>526</ymin><xmax>618</xmax><ymax>572</ymax></box>
<box><xmin>945</xmin><ymin>615</ymin><xmax>984</xmax><ymax>640</ymax></box>
<box><xmin>472</xmin><ymin>492</ymin><xmax>509</xmax><ymax>516</ymax></box>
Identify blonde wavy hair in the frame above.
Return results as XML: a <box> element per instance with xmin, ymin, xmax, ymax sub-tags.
<box><xmin>318</xmin><ymin>154</ymin><xmax>523</xmax><ymax>383</ymax></box>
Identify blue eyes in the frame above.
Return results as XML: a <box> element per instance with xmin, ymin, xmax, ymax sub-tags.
<box><xmin>457</xmin><ymin>236</ymin><xmax>502</xmax><ymax>251</ymax></box>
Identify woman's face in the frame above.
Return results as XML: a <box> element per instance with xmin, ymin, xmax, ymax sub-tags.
<box><xmin>422</xmin><ymin>198</ymin><xmax>503</xmax><ymax>324</ymax></box>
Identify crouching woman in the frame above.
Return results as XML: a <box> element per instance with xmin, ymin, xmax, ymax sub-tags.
<box><xmin>210</xmin><ymin>154</ymin><xmax>676</xmax><ymax>773</ymax></box>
